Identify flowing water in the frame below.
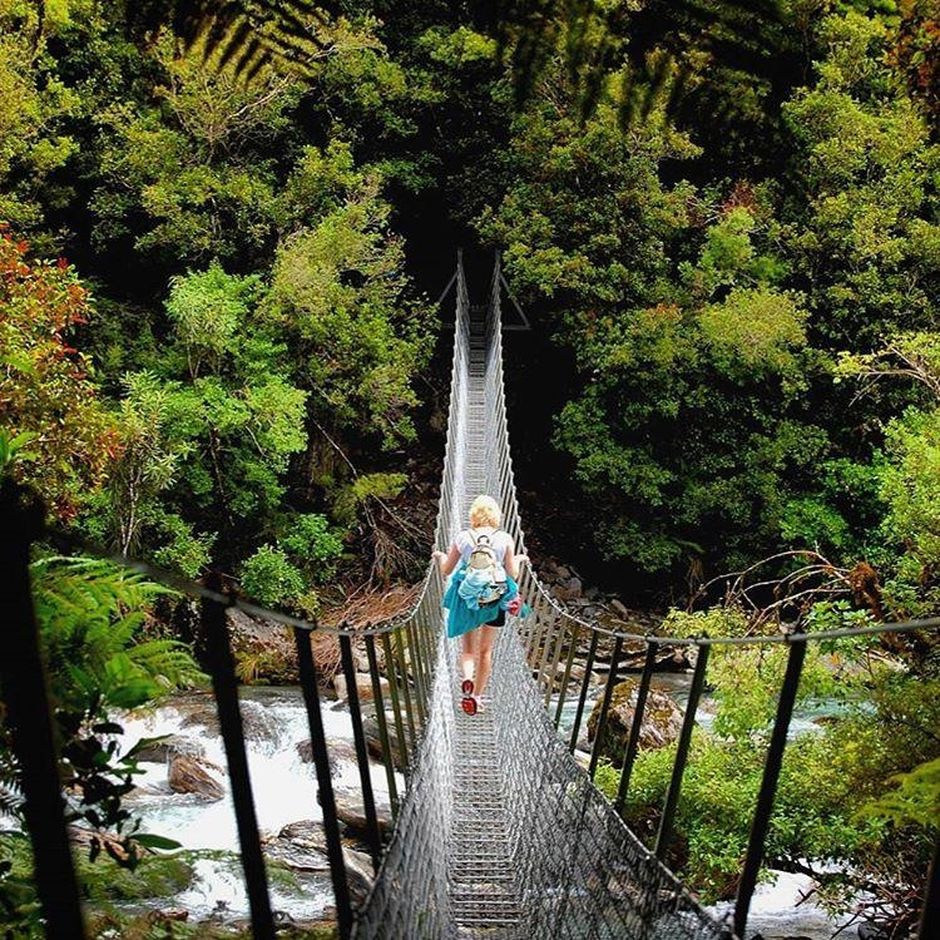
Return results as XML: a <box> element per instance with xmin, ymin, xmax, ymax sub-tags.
<box><xmin>4</xmin><ymin>680</ymin><xmax>856</xmax><ymax>934</ymax></box>
<box><xmin>114</xmin><ymin>686</ymin><xmax>396</xmax><ymax>925</ymax></box>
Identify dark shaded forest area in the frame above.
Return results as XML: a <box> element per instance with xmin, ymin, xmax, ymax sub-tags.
<box><xmin>1</xmin><ymin>1</ymin><xmax>939</xmax><ymax>936</ymax></box>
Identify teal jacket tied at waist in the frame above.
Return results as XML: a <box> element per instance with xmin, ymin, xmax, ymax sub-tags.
<box><xmin>442</xmin><ymin>564</ymin><xmax>527</xmax><ymax>638</ymax></box>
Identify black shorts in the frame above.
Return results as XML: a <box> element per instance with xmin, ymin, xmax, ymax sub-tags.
<box><xmin>487</xmin><ymin>607</ymin><xmax>505</xmax><ymax>627</ymax></box>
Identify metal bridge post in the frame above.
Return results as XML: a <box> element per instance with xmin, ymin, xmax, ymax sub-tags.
<box><xmin>733</xmin><ymin>637</ymin><xmax>806</xmax><ymax>938</ymax></box>
<box><xmin>655</xmin><ymin>641</ymin><xmax>710</xmax><ymax>859</ymax></box>
<box><xmin>404</xmin><ymin>619</ymin><xmax>428</xmax><ymax>725</ymax></box>
<box><xmin>365</xmin><ymin>633</ymin><xmax>399</xmax><ymax>817</ymax></box>
<box><xmin>0</xmin><ymin>483</ymin><xmax>86</xmax><ymax>939</ymax></box>
<box><xmin>615</xmin><ymin>640</ymin><xmax>658</xmax><ymax>814</ymax></box>
<box><xmin>589</xmin><ymin>635</ymin><xmax>624</xmax><ymax>779</ymax></box>
<box><xmin>393</xmin><ymin>628</ymin><xmax>418</xmax><ymax>757</ymax></box>
<box><xmin>339</xmin><ymin>634</ymin><xmax>382</xmax><ymax>870</ymax></box>
<box><xmin>294</xmin><ymin>626</ymin><xmax>354</xmax><ymax>938</ymax></box>
<box><xmin>200</xmin><ymin>586</ymin><xmax>276</xmax><ymax>940</ymax></box>
<box><xmin>919</xmin><ymin>835</ymin><xmax>940</xmax><ymax>940</ymax></box>
<box><xmin>553</xmin><ymin>622</ymin><xmax>581</xmax><ymax>730</ymax></box>
<box><xmin>542</xmin><ymin>612</ymin><xmax>568</xmax><ymax>709</ymax></box>
<box><xmin>381</xmin><ymin>631</ymin><xmax>410</xmax><ymax>776</ymax></box>
<box><xmin>569</xmin><ymin>629</ymin><xmax>600</xmax><ymax>753</ymax></box>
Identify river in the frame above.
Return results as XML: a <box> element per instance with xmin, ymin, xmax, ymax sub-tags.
<box><xmin>104</xmin><ymin>682</ymin><xmax>856</xmax><ymax>937</ymax></box>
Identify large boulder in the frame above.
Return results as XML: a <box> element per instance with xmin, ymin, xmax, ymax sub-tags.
<box><xmin>333</xmin><ymin>787</ymin><xmax>393</xmax><ymax>838</ymax></box>
<box><xmin>333</xmin><ymin>672</ymin><xmax>390</xmax><ymax>704</ymax></box>
<box><xmin>264</xmin><ymin>820</ymin><xmax>330</xmax><ymax>869</ymax></box>
<box><xmin>133</xmin><ymin>734</ymin><xmax>205</xmax><ymax>764</ymax></box>
<box><xmin>363</xmin><ymin>715</ymin><xmax>407</xmax><ymax>772</ymax></box>
<box><xmin>586</xmin><ymin>679</ymin><xmax>683</xmax><ymax>761</ymax></box>
<box><xmin>168</xmin><ymin>753</ymin><xmax>225</xmax><ymax>801</ymax></box>
<box><xmin>263</xmin><ymin>820</ymin><xmax>374</xmax><ymax>905</ymax></box>
<box><xmin>296</xmin><ymin>736</ymin><xmax>359</xmax><ymax>777</ymax></box>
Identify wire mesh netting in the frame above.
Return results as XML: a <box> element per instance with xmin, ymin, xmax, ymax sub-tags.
<box><xmin>351</xmin><ymin>259</ymin><xmax>730</xmax><ymax>940</ymax></box>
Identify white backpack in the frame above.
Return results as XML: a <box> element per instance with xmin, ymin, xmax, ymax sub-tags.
<box><xmin>467</xmin><ymin>529</ymin><xmax>508</xmax><ymax>606</ymax></box>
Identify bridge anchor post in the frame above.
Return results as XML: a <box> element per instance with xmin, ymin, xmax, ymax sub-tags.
<box><xmin>0</xmin><ymin>482</ymin><xmax>86</xmax><ymax>938</ymax></box>
<box><xmin>733</xmin><ymin>636</ymin><xmax>807</xmax><ymax>939</ymax></box>
<box><xmin>654</xmin><ymin>640</ymin><xmax>710</xmax><ymax>860</ymax></box>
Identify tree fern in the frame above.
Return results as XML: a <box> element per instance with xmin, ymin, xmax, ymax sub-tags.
<box><xmin>117</xmin><ymin>1</ymin><xmax>792</xmax><ymax>127</ymax></box>
<box><xmin>124</xmin><ymin>1</ymin><xmax>343</xmax><ymax>84</ymax></box>
<box><xmin>1</xmin><ymin>553</ymin><xmax>196</xmax><ymax>905</ymax></box>
<box><xmin>0</xmin><ymin>747</ymin><xmax>24</xmax><ymax>824</ymax></box>
<box><xmin>27</xmin><ymin>556</ymin><xmax>205</xmax><ymax>711</ymax></box>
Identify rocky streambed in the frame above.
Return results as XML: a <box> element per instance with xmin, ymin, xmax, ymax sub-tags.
<box><xmin>100</xmin><ymin>674</ymin><xmax>858</xmax><ymax>939</ymax></box>
<box><xmin>105</xmin><ymin>685</ymin><xmax>398</xmax><ymax>932</ymax></box>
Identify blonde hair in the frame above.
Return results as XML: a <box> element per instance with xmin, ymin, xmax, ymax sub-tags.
<box><xmin>469</xmin><ymin>495</ymin><xmax>502</xmax><ymax>528</ymax></box>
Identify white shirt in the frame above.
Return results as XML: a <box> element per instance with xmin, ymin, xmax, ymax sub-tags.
<box><xmin>455</xmin><ymin>527</ymin><xmax>511</xmax><ymax>566</ymax></box>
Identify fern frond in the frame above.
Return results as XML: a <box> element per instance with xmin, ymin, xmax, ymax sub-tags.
<box><xmin>0</xmin><ymin>748</ymin><xmax>24</xmax><ymax>823</ymax></box>
<box><xmin>125</xmin><ymin>1</ymin><xmax>336</xmax><ymax>81</ymax></box>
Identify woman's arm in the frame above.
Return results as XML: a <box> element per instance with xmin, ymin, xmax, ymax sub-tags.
<box><xmin>432</xmin><ymin>544</ymin><xmax>462</xmax><ymax>577</ymax></box>
<box><xmin>503</xmin><ymin>539</ymin><xmax>529</xmax><ymax>580</ymax></box>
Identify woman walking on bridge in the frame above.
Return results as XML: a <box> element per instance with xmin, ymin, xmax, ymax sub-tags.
<box><xmin>433</xmin><ymin>495</ymin><xmax>528</xmax><ymax>715</ymax></box>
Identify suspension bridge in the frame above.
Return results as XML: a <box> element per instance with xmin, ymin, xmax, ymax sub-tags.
<box><xmin>2</xmin><ymin>255</ymin><xmax>938</xmax><ymax>940</ymax></box>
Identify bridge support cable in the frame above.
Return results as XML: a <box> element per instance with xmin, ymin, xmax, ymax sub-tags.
<box><xmin>7</xmin><ymin>249</ymin><xmax>938</xmax><ymax>939</ymax></box>
<box><xmin>353</xmin><ymin>254</ymin><xmax>730</xmax><ymax>939</ymax></box>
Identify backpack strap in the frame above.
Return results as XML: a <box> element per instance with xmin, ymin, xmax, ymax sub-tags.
<box><xmin>470</xmin><ymin>526</ymin><xmax>502</xmax><ymax>544</ymax></box>
<box><xmin>469</xmin><ymin>527</ymin><xmax>492</xmax><ymax>547</ymax></box>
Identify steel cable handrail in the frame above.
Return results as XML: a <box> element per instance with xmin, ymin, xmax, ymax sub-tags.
<box><xmin>6</xmin><ymin>252</ymin><xmax>937</xmax><ymax>940</ymax></box>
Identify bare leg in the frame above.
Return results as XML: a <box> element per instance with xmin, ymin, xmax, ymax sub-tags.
<box><xmin>474</xmin><ymin>626</ymin><xmax>499</xmax><ymax>697</ymax></box>
<box><xmin>459</xmin><ymin>629</ymin><xmax>479</xmax><ymax>687</ymax></box>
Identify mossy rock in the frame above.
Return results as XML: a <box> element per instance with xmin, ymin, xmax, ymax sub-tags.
<box><xmin>586</xmin><ymin>678</ymin><xmax>683</xmax><ymax>761</ymax></box>
<box><xmin>1</xmin><ymin>830</ymin><xmax>194</xmax><ymax>917</ymax></box>
<box><xmin>77</xmin><ymin>851</ymin><xmax>194</xmax><ymax>902</ymax></box>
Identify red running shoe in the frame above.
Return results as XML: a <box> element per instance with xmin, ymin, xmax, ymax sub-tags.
<box><xmin>460</xmin><ymin>679</ymin><xmax>476</xmax><ymax>715</ymax></box>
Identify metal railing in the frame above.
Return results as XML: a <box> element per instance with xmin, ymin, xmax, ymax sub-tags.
<box><xmin>1</xmin><ymin>253</ymin><xmax>937</xmax><ymax>940</ymax></box>
<box><xmin>479</xmin><ymin>253</ymin><xmax>940</xmax><ymax>940</ymax></box>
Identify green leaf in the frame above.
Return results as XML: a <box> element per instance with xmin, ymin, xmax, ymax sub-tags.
<box><xmin>132</xmin><ymin>833</ymin><xmax>183</xmax><ymax>851</ymax></box>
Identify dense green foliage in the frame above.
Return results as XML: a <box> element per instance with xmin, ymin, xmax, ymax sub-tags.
<box><xmin>0</xmin><ymin>556</ymin><xmax>202</xmax><ymax>933</ymax></box>
<box><xmin>1</xmin><ymin>0</ymin><xmax>939</xmax><ymax>933</ymax></box>
<box><xmin>0</xmin><ymin>0</ymin><xmax>436</xmax><ymax>595</ymax></box>
<box><xmin>486</xmin><ymin>7</ymin><xmax>940</xmax><ymax>578</ymax></box>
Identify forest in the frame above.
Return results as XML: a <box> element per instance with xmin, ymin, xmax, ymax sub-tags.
<box><xmin>1</xmin><ymin>0</ymin><xmax>939</xmax><ymax>937</ymax></box>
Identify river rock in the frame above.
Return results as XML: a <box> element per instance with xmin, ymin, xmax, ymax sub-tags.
<box><xmin>264</xmin><ymin>820</ymin><xmax>330</xmax><ymax>869</ymax></box>
<box><xmin>333</xmin><ymin>787</ymin><xmax>393</xmax><ymax>837</ymax></box>
<box><xmin>68</xmin><ymin>825</ymin><xmax>131</xmax><ymax>861</ymax></box>
<box><xmin>263</xmin><ymin>820</ymin><xmax>374</xmax><ymax>905</ymax></box>
<box><xmin>133</xmin><ymin>734</ymin><xmax>205</xmax><ymax>763</ymax></box>
<box><xmin>168</xmin><ymin>753</ymin><xmax>225</xmax><ymax>801</ymax></box>
<box><xmin>174</xmin><ymin>695</ymin><xmax>279</xmax><ymax>746</ymax></box>
<box><xmin>333</xmin><ymin>672</ymin><xmax>390</xmax><ymax>704</ymax></box>
<box><xmin>364</xmin><ymin>715</ymin><xmax>407</xmax><ymax>772</ymax></box>
<box><xmin>586</xmin><ymin>679</ymin><xmax>683</xmax><ymax>760</ymax></box>
<box><xmin>343</xmin><ymin>847</ymin><xmax>375</xmax><ymax>905</ymax></box>
<box><xmin>555</xmin><ymin>576</ymin><xmax>583</xmax><ymax>601</ymax></box>
<box><xmin>296</xmin><ymin>736</ymin><xmax>359</xmax><ymax>776</ymax></box>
